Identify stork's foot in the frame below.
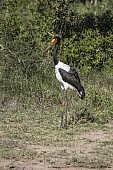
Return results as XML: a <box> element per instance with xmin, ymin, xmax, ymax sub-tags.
<box><xmin>60</xmin><ymin>121</ymin><xmax>68</xmax><ymax>129</ymax></box>
<box><xmin>63</xmin><ymin>122</ymin><xmax>68</xmax><ymax>129</ymax></box>
<box><xmin>60</xmin><ymin>125</ymin><xmax>68</xmax><ymax>129</ymax></box>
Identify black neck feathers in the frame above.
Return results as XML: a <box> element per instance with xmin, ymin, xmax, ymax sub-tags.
<box><xmin>52</xmin><ymin>44</ymin><xmax>59</xmax><ymax>65</ymax></box>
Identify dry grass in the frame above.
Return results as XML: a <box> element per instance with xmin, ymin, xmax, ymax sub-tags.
<box><xmin>0</xmin><ymin>103</ymin><xmax>113</xmax><ymax>170</ymax></box>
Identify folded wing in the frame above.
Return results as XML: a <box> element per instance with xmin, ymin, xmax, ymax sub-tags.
<box><xmin>59</xmin><ymin>67</ymin><xmax>85</xmax><ymax>99</ymax></box>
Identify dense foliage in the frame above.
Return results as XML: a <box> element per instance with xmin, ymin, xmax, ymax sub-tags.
<box><xmin>1</xmin><ymin>0</ymin><xmax>113</xmax><ymax>72</ymax></box>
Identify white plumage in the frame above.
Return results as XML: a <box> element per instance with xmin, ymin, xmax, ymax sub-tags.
<box><xmin>55</xmin><ymin>61</ymin><xmax>75</xmax><ymax>90</ymax></box>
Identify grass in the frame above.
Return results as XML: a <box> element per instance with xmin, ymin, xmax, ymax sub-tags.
<box><xmin>0</xmin><ymin>102</ymin><xmax>113</xmax><ymax>169</ymax></box>
<box><xmin>71</xmin><ymin>155</ymin><xmax>112</xmax><ymax>169</ymax></box>
<box><xmin>0</xmin><ymin>65</ymin><xmax>113</xmax><ymax>169</ymax></box>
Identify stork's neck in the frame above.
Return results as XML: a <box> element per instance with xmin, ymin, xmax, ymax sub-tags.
<box><xmin>53</xmin><ymin>44</ymin><xmax>59</xmax><ymax>65</ymax></box>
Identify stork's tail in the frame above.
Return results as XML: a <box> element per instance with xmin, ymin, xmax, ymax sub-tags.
<box><xmin>78</xmin><ymin>85</ymin><xmax>85</xmax><ymax>99</ymax></box>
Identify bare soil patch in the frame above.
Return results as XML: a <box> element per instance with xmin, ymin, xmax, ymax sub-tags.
<box><xmin>0</xmin><ymin>121</ymin><xmax>113</xmax><ymax>170</ymax></box>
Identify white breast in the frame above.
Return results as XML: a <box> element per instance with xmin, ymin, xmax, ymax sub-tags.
<box><xmin>55</xmin><ymin>61</ymin><xmax>75</xmax><ymax>90</ymax></box>
<box><xmin>55</xmin><ymin>61</ymin><xmax>70</xmax><ymax>81</ymax></box>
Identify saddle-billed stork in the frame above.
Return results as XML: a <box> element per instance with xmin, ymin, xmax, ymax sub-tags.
<box><xmin>52</xmin><ymin>44</ymin><xmax>85</xmax><ymax>128</ymax></box>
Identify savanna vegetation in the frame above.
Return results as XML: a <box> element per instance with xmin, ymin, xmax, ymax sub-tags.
<box><xmin>0</xmin><ymin>0</ymin><xmax>113</xmax><ymax>122</ymax></box>
<box><xmin>0</xmin><ymin>1</ymin><xmax>113</xmax><ymax>169</ymax></box>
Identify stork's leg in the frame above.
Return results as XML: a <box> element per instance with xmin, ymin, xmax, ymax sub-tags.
<box><xmin>60</xmin><ymin>89</ymin><xmax>65</xmax><ymax>128</ymax></box>
<box><xmin>61</xmin><ymin>89</ymin><xmax>68</xmax><ymax>129</ymax></box>
<box><xmin>64</xmin><ymin>90</ymin><xmax>68</xmax><ymax>129</ymax></box>
<box><xmin>61</xmin><ymin>88</ymin><xmax>65</xmax><ymax>106</ymax></box>
<box><xmin>61</xmin><ymin>111</ymin><xmax>64</xmax><ymax>128</ymax></box>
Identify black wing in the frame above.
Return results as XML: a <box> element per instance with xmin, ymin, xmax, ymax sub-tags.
<box><xmin>59</xmin><ymin>67</ymin><xmax>85</xmax><ymax>99</ymax></box>
<box><xmin>68</xmin><ymin>67</ymin><xmax>81</xmax><ymax>83</ymax></box>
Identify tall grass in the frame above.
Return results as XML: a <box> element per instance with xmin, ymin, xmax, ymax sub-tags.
<box><xmin>0</xmin><ymin>57</ymin><xmax>113</xmax><ymax>125</ymax></box>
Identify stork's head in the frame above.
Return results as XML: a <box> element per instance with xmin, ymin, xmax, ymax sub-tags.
<box><xmin>53</xmin><ymin>30</ymin><xmax>61</xmax><ymax>37</ymax></box>
<box><xmin>53</xmin><ymin>30</ymin><xmax>60</xmax><ymax>34</ymax></box>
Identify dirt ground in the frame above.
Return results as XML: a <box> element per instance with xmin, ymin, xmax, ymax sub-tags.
<box><xmin>0</xmin><ymin>121</ymin><xmax>113</xmax><ymax>170</ymax></box>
